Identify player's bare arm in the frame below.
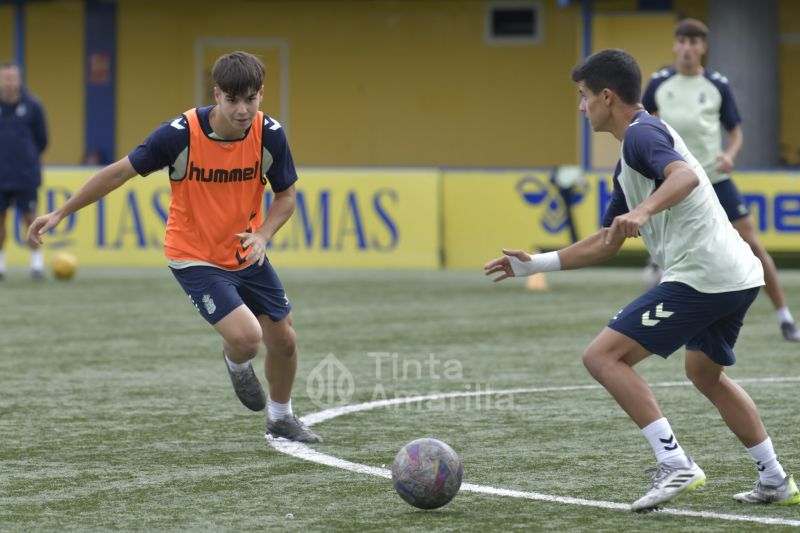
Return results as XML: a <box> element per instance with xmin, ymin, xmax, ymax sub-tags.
<box><xmin>483</xmin><ymin>248</ymin><xmax>536</xmax><ymax>282</ymax></box>
<box><xmin>484</xmin><ymin>229</ymin><xmax>627</xmax><ymax>283</ymax></box>
<box><xmin>717</xmin><ymin>125</ymin><xmax>743</xmax><ymax>174</ymax></box>
<box><xmin>559</xmin><ymin>229</ymin><xmax>624</xmax><ymax>268</ymax></box>
<box><xmin>605</xmin><ymin>160</ymin><xmax>699</xmax><ymax>244</ymax></box>
<box><xmin>235</xmin><ymin>184</ymin><xmax>296</xmax><ymax>267</ymax></box>
<box><xmin>27</xmin><ymin>157</ymin><xmax>139</xmax><ymax>246</ymax></box>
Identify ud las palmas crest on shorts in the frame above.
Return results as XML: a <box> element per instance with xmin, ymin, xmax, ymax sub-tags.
<box><xmin>202</xmin><ymin>294</ymin><xmax>217</xmax><ymax>315</ymax></box>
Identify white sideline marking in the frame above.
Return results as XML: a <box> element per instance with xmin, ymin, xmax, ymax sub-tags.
<box><xmin>268</xmin><ymin>377</ymin><xmax>800</xmax><ymax>527</ymax></box>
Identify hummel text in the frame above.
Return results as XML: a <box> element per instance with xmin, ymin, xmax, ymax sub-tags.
<box><xmin>188</xmin><ymin>161</ymin><xmax>259</xmax><ymax>183</ymax></box>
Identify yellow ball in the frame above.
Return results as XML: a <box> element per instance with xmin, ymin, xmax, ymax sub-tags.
<box><xmin>52</xmin><ymin>252</ymin><xmax>78</xmax><ymax>280</ymax></box>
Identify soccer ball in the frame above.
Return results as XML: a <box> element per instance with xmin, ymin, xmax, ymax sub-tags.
<box><xmin>52</xmin><ymin>252</ymin><xmax>78</xmax><ymax>280</ymax></box>
<box><xmin>391</xmin><ymin>437</ymin><xmax>463</xmax><ymax>509</ymax></box>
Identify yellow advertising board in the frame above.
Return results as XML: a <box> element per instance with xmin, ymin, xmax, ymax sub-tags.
<box><xmin>6</xmin><ymin>169</ymin><xmax>170</xmax><ymax>266</ymax></box>
<box><xmin>443</xmin><ymin>170</ymin><xmax>599</xmax><ymax>269</ymax></box>
<box><xmin>266</xmin><ymin>169</ymin><xmax>440</xmax><ymax>268</ymax></box>
<box><xmin>734</xmin><ymin>173</ymin><xmax>800</xmax><ymax>251</ymax></box>
<box><xmin>5</xmin><ymin>168</ymin><xmax>799</xmax><ymax>270</ymax></box>
<box><xmin>5</xmin><ymin>168</ymin><xmax>441</xmax><ymax>269</ymax></box>
<box><xmin>443</xmin><ymin>170</ymin><xmax>800</xmax><ymax>269</ymax></box>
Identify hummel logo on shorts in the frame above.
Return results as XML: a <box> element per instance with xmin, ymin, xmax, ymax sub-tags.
<box><xmin>641</xmin><ymin>302</ymin><xmax>674</xmax><ymax>327</ymax></box>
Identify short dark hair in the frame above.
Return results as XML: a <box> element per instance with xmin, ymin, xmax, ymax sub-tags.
<box><xmin>570</xmin><ymin>48</ymin><xmax>641</xmax><ymax>105</ymax></box>
<box><xmin>211</xmin><ymin>51</ymin><xmax>265</xmax><ymax>97</ymax></box>
<box><xmin>675</xmin><ymin>18</ymin><xmax>709</xmax><ymax>39</ymax></box>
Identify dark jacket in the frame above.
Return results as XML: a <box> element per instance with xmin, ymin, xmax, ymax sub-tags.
<box><xmin>0</xmin><ymin>89</ymin><xmax>48</xmax><ymax>190</ymax></box>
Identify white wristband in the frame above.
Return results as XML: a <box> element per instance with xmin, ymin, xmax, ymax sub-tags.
<box><xmin>508</xmin><ymin>251</ymin><xmax>561</xmax><ymax>277</ymax></box>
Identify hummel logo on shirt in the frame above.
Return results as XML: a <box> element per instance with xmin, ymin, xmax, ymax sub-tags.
<box><xmin>187</xmin><ymin>161</ymin><xmax>259</xmax><ymax>184</ymax></box>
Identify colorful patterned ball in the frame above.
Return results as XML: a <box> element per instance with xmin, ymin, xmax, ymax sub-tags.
<box><xmin>391</xmin><ymin>437</ymin><xmax>463</xmax><ymax>509</ymax></box>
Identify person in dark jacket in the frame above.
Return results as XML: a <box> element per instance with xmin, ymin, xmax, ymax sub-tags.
<box><xmin>0</xmin><ymin>61</ymin><xmax>48</xmax><ymax>279</ymax></box>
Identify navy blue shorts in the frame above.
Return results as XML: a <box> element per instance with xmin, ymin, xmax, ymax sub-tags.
<box><xmin>170</xmin><ymin>261</ymin><xmax>292</xmax><ymax>325</ymax></box>
<box><xmin>608</xmin><ymin>282</ymin><xmax>759</xmax><ymax>366</ymax></box>
<box><xmin>0</xmin><ymin>188</ymin><xmax>38</xmax><ymax>213</ymax></box>
<box><xmin>713</xmin><ymin>179</ymin><xmax>749</xmax><ymax>222</ymax></box>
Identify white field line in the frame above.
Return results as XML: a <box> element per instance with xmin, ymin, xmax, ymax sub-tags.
<box><xmin>268</xmin><ymin>376</ymin><xmax>800</xmax><ymax>528</ymax></box>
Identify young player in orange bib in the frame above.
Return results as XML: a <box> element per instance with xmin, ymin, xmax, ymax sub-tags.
<box><xmin>28</xmin><ymin>51</ymin><xmax>321</xmax><ymax>443</ymax></box>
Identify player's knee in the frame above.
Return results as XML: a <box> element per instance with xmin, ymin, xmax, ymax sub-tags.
<box><xmin>685</xmin><ymin>366</ymin><xmax>719</xmax><ymax>394</ymax></box>
<box><xmin>228</xmin><ymin>331</ymin><xmax>262</xmax><ymax>357</ymax></box>
<box><xmin>266</xmin><ymin>326</ymin><xmax>297</xmax><ymax>357</ymax></box>
<box><xmin>582</xmin><ymin>347</ymin><xmax>606</xmax><ymax>380</ymax></box>
<box><xmin>684</xmin><ymin>366</ymin><xmax>700</xmax><ymax>386</ymax></box>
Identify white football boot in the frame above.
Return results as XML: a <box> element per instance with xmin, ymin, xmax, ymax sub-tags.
<box><xmin>631</xmin><ymin>460</ymin><xmax>706</xmax><ymax>512</ymax></box>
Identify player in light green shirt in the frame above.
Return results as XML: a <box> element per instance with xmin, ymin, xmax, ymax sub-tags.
<box><xmin>643</xmin><ymin>18</ymin><xmax>799</xmax><ymax>342</ymax></box>
<box><xmin>486</xmin><ymin>48</ymin><xmax>799</xmax><ymax>511</ymax></box>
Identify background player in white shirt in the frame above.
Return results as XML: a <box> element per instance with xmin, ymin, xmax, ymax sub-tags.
<box><xmin>485</xmin><ymin>48</ymin><xmax>799</xmax><ymax>511</ymax></box>
<box><xmin>643</xmin><ymin>18</ymin><xmax>799</xmax><ymax>342</ymax></box>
